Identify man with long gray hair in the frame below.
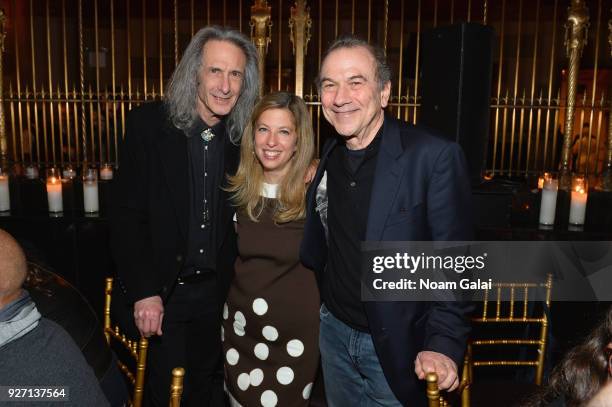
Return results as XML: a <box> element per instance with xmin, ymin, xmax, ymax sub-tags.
<box><xmin>111</xmin><ymin>26</ymin><xmax>259</xmax><ymax>406</ymax></box>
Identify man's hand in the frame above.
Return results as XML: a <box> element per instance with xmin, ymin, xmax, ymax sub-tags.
<box><xmin>415</xmin><ymin>351</ymin><xmax>459</xmax><ymax>391</ymax></box>
<box><xmin>133</xmin><ymin>295</ymin><xmax>164</xmax><ymax>337</ymax></box>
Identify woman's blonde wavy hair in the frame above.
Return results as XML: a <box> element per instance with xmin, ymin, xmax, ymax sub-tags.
<box><xmin>226</xmin><ymin>92</ymin><xmax>315</xmax><ymax>223</ymax></box>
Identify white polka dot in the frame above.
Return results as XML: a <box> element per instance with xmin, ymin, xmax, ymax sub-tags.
<box><xmin>221</xmin><ymin>326</ymin><xmax>224</xmax><ymax>342</ymax></box>
<box><xmin>286</xmin><ymin>339</ymin><xmax>304</xmax><ymax>357</ymax></box>
<box><xmin>254</xmin><ymin>343</ymin><xmax>269</xmax><ymax>360</ymax></box>
<box><xmin>276</xmin><ymin>366</ymin><xmax>294</xmax><ymax>385</ymax></box>
<box><xmin>234</xmin><ymin>311</ymin><xmax>246</xmax><ymax>326</ymax></box>
<box><xmin>250</xmin><ymin>368</ymin><xmax>264</xmax><ymax>386</ymax></box>
<box><xmin>226</xmin><ymin>348</ymin><xmax>239</xmax><ymax>366</ymax></box>
<box><xmin>252</xmin><ymin>298</ymin><xmax>268</xmax><ymax>316</ymax></box>
<box><xmin>262</xmin><ymin>326</ymin><xmax>278</xmax><ymax>342</ymax></box>
<box><xmin>233</xmin><ymin>321</ymin><xmax>246</xmax><ymax>336</ymax></box>
<box><xmin>260</xmin><ymin>390</ymin><xmax>278</xmax><ymax>407</ymax></box>
<box><xmin>237</xmin><ymin>373</ymin><xmax>250</xmax><ymax>391</ymax></box>
<box><xmin>223</xmin><ymin>303</ymin><xmax>229</xmax><ymax>320</ymax></box>
<box><xmin>302</xmin><ymin>382</ymin><xmax>313</xmax><ymax>399</ymax></box>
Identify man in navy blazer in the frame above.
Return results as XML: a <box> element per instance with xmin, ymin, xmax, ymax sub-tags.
<box><xmin>300</xmin><ymin>36</ymin><xmax>474</xmax><ymax>406</ymax></box>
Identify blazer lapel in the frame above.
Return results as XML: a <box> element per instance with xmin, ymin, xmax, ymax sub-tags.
<box><xmin>366</xmin><ymin>117</ymin><xmax>406</xmax><ymax>241</ymax></box>
<box><xmin>155</xmin><ymin>122</ymin><xmax>189</xmax><ymax>241</ymax></box>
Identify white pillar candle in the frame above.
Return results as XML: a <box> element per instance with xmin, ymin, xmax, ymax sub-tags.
<box><xmin>539</xmin><ymin>178</ymin><xmax>558</xmax><ymax>225</ymax></box>
<box><xmin>84</xmin><ymin>181</ymin><xmax>99</xmax><ymax>213</ymax></box>
<box><xmin>46</xmin><ymin>177</ymin><xmax>63</xmax><ymax>212</ymax></box>
<box><xmin>100</xmin><ymin>165</ymin><xmax>113</xmax><ymax>180</ymax></box>
<box><xmin>569</xmin><ymin>188</ymin><xmax>587</xmax><ymax>225</ymax></box>
<box><xmin>0</xmin><ymin>174</ymin><xmax>10</xmax><ymax>212</ymax></box>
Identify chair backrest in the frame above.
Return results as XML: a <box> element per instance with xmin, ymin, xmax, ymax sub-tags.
<box><xmin>169</xmin><ymin>367</ymin><xmax>185</xmax><ymax>407</ymax></box>
<box><xmin>462</xmin><ymin>273</ymin><xmax>553</xmax><ymax>404</ymax></box>
<box><xmin>104</xmin><ymin>277</ymin><xmax>149</xmax><ymax>407</ymax></box>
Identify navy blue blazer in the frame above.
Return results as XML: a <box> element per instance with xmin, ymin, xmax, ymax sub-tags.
<box><xmin>300</xmin><ymin>116</ymin><xmax>474</xmax><ymax>406</ymax></box>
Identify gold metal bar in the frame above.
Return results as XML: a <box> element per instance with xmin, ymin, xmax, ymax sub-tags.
<box><xmin>559</xmin><ymin>0</ymin><xmax>589</xmax><ymax>190</ymax></box>
<box><xmin>105</xmin><ymin>89</ymin><xmax>110</xmax><ymax>163</ymax></box>
<box><xmin>41</xmin><ymin>87</ymin><xmax>48</xmax><ymax>165</ymax></box>
<box><xmin>57</xmin><ymin>85</ymin><xmax>64</xmax><ymax>166</ymax></box>
<box><xmin>191</xmin><ymin>0</ymin><xmax>194</xmax><ymax>36</ymax></box>
<box><xmin>367</xmin><ymin>0</ymin><xmax>372</xmax><ymax>42</ymax></box>
<box><xmin>143</xmin><ymin>0</ymin><xmax>147</xmax><ymax>101</ymax></box>
<box><xmin>159</xmin><ymin>0</ymin><xmax>164</xmax><ymax>95</ymax></box>
<box><xmin>334</xmin><ymin>0</ymin><xmax>338</xmax><ymax>38</ymax></box>
<box><xmin>46</xmin><ymin>0</ymin><xmax>56</xmax><ymax>166</ymax></box>
<box><xmin>351</xmin><ymin>0</ymin><xmax>355</xmax><ymax>34</ymax></box>
<box><xmin>72</xmin><ymin>86</ymin><xmax>80</xmax><ymax>164</ymax></box>
<box><xmin>63</xmin><ymin>0</ymin><xmax>71</xmax><ymax>164</ymax></box>
<box><xmin>576</xmin><ymin>93</ymin><xmax>587</xmax><ymax>173</ymax></box>
<box><xmin>551</xmin><ymin>90</ymin><xmax>561</xmax><ymax>167</ymax></box>
<box><xmin>604</xmin><ymin>17</ymin><xmax>612</xmax><ymax>188</ymax></box>
<box><xmin>483</xmin><ymin>0</ymin><xmax>487</xmax><ymax>25</ymax></box>
<box><xmin>525</xmin><ymin>0</ymin><xmax>540</xmax><ymax>173</ymax></box>
<box><xmin>412</xmin><ymin>0</ymin><xmax>421</xmax><ymax>125</ymax></box>
<box><xmin>278</xmin><ymin>0</ymin><xmax>282</xmax><ymax>91</ymax></box>
<box><xmin>120</xmin><ymin>84</ymin><xmax>126</xmax><ymax>143</ymax></box>
<box><xmin>79</xmin><ymin>0</ymin><xmax>87</xmax><ymax>166</ymax></box>
<box><xmin>383</xmin><ymin>0</ymin><xmax>388</xmax><ymax>55</ymax></box>
<box><xmin>9</xmin><ymin>84</ymin><xmax>16</xmax><ymax>162</ymax></box>
<box><xmin>517</xmin><ymin>89</ymin><xmax>526</xmax><ymax>172</ymax></box>
<box><xmin>25</xmin><ymin>86</ymin><xmax>33</xmax><ymax>163</ymax></box>
<box><xmin>542</xmin><ymin>0</ymin><xmax>559</xmax><ymax>170</ymax></box>
<box><xmin>396</xmin><ymin>0</ymin><xmax>405</xmax><ymax>119</ymax></box>
<box><xmin>290</xmin><ymin>0</ymin><xmax>312</xmax><ymax>98</ymax></box>
<box><xmin>500</xmin><ymin>89</ymin><xmax>509</xmax><ymax>173</ymax></box>
<box><xmin>89</xmin><ymin>85</ymin><xmax>96</xmax><ymax>163</ymax></box>
<box><xmin>223</xmin><ymin>0</ymin><xmax>227</xmax><ymax>25</ymax></box>
<box><xmin>94</xmin><ymin>0</ymin><xmax>103</xmax><ymax>164</ymax></box>
<box><xmin>111</xmin><ymin>0</ymin><xmax>117</xmax><ymax>164</ymax></box>
<box><xmin>491</xmin><ymin>0</ymin><xmax>506</xmax><ymax>173</ymax></box>
<box><xmin>534</xmin><ymin>91</ymin><xmax>543</xmax><ymax>171</ymax></box>
<box><xmin>127</xmin><ymin>0</ymin><xmax>132</xmax><ymax>111</ymax></box>
<box><xmin>508</xmin><ymin>0</ymin><xmax>523</xmax><ymax>176</ymax></box>
<box><xmin>585</xmin><ymin>0</ymin><xmax>602</xmax><ymax>176</ymax></box>
<box><xmin>174</xmin><ymin>0</ymin><xmax>179</xmax><ymax>68</ymax></box>
<box><xmin>12</xmin><ymin>0</ymin><xmax>24</xmax><ymax>164</ymax></box>
<box><xmin>30</xmin><ymin>0</ymin><xmax>41</xmax><ymax>166</ymax></box>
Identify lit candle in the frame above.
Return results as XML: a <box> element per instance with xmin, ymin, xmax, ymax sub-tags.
<box><xmin>0</xmin><ymin>172</ymin><xmax>9</xmax><ymax>212</ymax></box>
<box><xmin>537</xmin><ymin>177</ymin><xmax>544</xmax><ymax>190</ymax></box>
<box><xmin>83</xmin><ymin>168</ymin><xmax>99</xmax><ymax>213</ymax></box>
<box><xmin>46</xmin><ymin>175</ymin><xmax>63</xmax><ymax>213</ymax></box>
<box><xmin>25</xmin><ymin>165</ymin><xmax>39</xmax><ymax>179</ymax></box>
<box><xmin>539</xmin><ymin>175</ymin><xmax>558</xmax><ymax>225</ymax></box>
<box><xmin>569</xmin><ymin>176</ymin><xmax>588</xmax><ymax>225</ymax></box>
<box><xmin>100</xmin><ymin>164</ymin><xmax>113</xmax><ymax>180</ymax></box>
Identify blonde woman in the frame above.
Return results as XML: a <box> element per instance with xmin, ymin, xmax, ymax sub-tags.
<box><xmin>223</xmin><ymin>92</ymin><xmax>319</xmax><ymax>406</ymax></box>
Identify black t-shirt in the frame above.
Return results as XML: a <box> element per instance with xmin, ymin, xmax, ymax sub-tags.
<box><xmin>323</xmin><ymin>125</ymin><xmax>383</xmax><ymax>332</ymax></box>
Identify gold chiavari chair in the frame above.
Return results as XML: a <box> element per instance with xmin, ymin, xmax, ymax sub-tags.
<box><xmin>169</xmin><ymin>367</ymin><xmax>185</xmax><ymax>407</ymax></box>
<box><xmin>461</xmin><ymin>274</ymin><xmax>553</xmax><ymax>407</ymax></box>
<box><xmin>104</xmin><ymin>277</ymin><xmax>149</xmax><ymax>407</ymax></box>
<box><xmin>426</xmin><ymin>372</ymin><xmax>450</xmax><ymax>407</ymax></box>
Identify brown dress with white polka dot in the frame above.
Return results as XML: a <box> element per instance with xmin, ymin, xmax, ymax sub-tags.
<box><xmin>223</xmin><ymin>199</ymin><xmax>320</xmax><ymax>407</ymax></box>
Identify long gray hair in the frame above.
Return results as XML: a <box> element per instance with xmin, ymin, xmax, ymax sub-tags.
<box><xmin>165</xmin><ymin>26</ymin><xmax>259</xmax><ymax>144</ymax></box>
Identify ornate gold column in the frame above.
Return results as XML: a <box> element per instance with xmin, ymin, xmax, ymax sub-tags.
<box><xmin>559</xmin><ymin>0</ymin><xmax>589</xmax><ymax>190</ymax></box>
<box><xmin>250</xmin><ymin>0</ymin><xmax>272</xmax><ymax>96</ymax></box>
<box><xmin>602</xmin><ymin>15</ymin><xmax>612</xmax><ymax>191</ymax></box>
<box><xmin>289</xmin><ymin>0</ymin><xmax>312</xmax><ymax>98</ymax></box>
<box><xmin>0</xmin><ymin>9</ymin><xmax>7</xmax><ymax>168</ymax></box>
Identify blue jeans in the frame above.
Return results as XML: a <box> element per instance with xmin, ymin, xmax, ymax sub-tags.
<box><xmin>319</xmin><ymin>304</ymin><xmax>403</xmax><ymax>407</ymax></box>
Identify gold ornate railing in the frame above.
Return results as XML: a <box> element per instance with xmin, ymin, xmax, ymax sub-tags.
<box><xmin>0</xmin><ymin>0</ymin><xmax>609</xmax><ymax>181</ymax></box>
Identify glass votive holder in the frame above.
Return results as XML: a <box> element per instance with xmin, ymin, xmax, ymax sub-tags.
<box><xmin>569</xmin><ymin>175</ymin><xmax>588</xmax><ymax>226</ymax></box>
<box><xmin>83</xmin><ymin>167</ymin><xmax>99</xmax><ymax>213</ymax></box>
<box><xmin>538</xmin><ymin>173</ymin><xmax>558</xmax><ymax>225</ymax></box>
<box><xmin>0</xmin><ymin>167</ymin><xmax>10</xmax><ymax>212</ymax></box>
<box><xmin>100</xmin><ymin>163</ymin><xmax>114</xmax><ymax>181</ymax></box>
<box><xmin>46</xmin><ymin>168</ymin><xmax>63</xmax><ymax>213</ymax></box>
<box><xmin>25</xmin><ymin>164</ymin><xmax>39</xmax><ymax>180</ymax></box>
<box><xmin>62</xmin><ymin>164</ymin><xmax>77</xmax><ymax>180</ymax></box>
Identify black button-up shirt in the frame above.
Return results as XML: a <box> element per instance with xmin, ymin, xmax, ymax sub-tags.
<box><xmin>323</xmin><ymin>123</ymin><xmax>383</xmax><ymax>332</ymax></box>
<box><xmin>182</xmin><ymin>118</ymin><xmax>226</xmax><ymax>277</ymax></box>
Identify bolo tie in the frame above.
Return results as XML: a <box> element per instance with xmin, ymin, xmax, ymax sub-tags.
<box><xmin>200</xmin><ymin>128</ymin><xmax>215</xmax><ymax>227</ymax></box>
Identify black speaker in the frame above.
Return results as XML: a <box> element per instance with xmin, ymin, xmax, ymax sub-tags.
<box><xmin>419</xmin><ymin>23</ymin><xmax>494</xmax><ymax>184</ymax></box>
